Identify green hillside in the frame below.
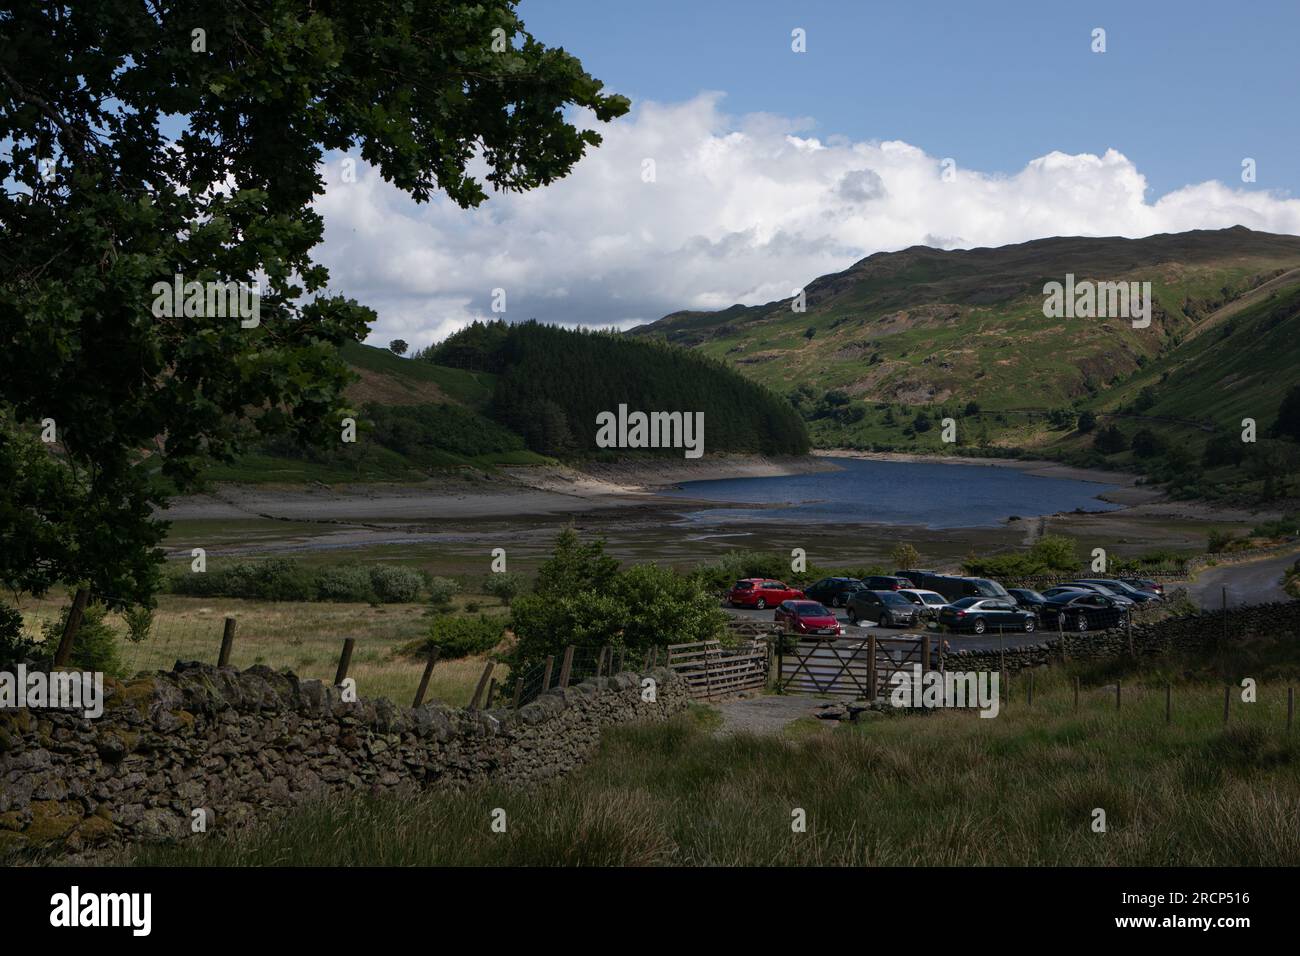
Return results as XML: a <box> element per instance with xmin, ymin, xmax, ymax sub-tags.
<box><xmin>632</xmin><ymin>226</ymin><xmax>1300</xmax><ymax>500</ymax></box>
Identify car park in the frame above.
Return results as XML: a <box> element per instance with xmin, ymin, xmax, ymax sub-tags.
<box><xmin>727</xmin><ymin>578</ymin><xmax>805</xmax><ymax>609</ymax></box>
<box><xmin>1039</xmin><ymin>591</ymin><xmax>1128</xmax><ymax>632</ymax></box>
<box><xmin>774</xmin><ymin>600</ymin><xmax>844</xmax><ymax>638</ymax></box>
<box><xmin>803</xmin><ymin>576</ymin><xmax>864</xmax><ymax>608</ymax></box>
<box><xmin>937</xmin><ymin>597</ymin><xmax>1036</xmax><ymax>634</ymax></box>
<box><xmin>896</xmin><ymin>588</ymin><xmax>950</xmax><ymax>622</ymax></box>
<box><xmin>1072</xmin><ymin>578</ymin><xmax>1162</xmax><ymax>603</ymax></box>
<box><xmin>846</xmin><ymin>589</ymin><xmax>920</xmax><ymax>628</ymax></box>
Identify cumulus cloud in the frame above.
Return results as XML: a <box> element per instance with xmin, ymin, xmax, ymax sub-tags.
<box><xmin>311</xmin><ymin>92</ymin><xmax>1300</xmax><ymax>348</ymax></box>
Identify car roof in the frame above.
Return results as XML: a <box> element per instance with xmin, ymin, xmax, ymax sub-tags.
<box><xmin>900</xmin><ymin>588</ymin><xmax>944</xmax><ymax>597</ymax></box>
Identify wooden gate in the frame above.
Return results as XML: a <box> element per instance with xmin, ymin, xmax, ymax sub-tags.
<box><xmin>667</xmin><ymin>639</ymin><xmax>769</xmax><ymax>699</ymax></box>
<box><xmin>777</xmin><ymin>635</ymin><xmax>930</xmax><ymax>699</ymax></box>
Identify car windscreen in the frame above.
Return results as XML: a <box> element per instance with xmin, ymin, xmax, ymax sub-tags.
<box><xmin>920</xmin><ymin>593</ymin><xmax>946</xmax><ymax>604</ymax></box>
<box><xmin>794</xmin><ymin>603</ymin><xmax>831</xmax><ymax>616</ymax></box>
<box><xmin>879</xmin><ymin>592</ymin><xmax>911</xmax><ymax>606</ymax></box>
<box><xmin>971</xmin><ymin>579</ymin><xmax>1009</xmax><ymax>596</ymax></box>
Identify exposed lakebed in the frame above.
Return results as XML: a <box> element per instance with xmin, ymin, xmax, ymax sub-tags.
<box><xmin>659</xmin><ymin>456</ymin><xmax>1124</xmax><ymax>529</ymax></box>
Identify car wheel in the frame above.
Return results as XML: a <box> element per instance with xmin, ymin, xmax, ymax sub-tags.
<box><xmin>833</xmin><ymin>595</ymin><xmax>845</xmax><ymax>608</ymax></box>
<box><xmin>1023</xmin><ymin>618</ymin><xmax>1035</xmax><ymax>633</ymax></box>
<box><xmin>756</xmin><ymin>598</ymin><xmax>766</xmax><ymax>610</ymax></box>
<box><xmin>1077</xmin><ymin>614</ymin><xmax>1089</xmax><ymax>633</ymax></box>
<box><xmin>973</xmin><ymin>618</ymin><xmax>986</xmax><ymax>635</ymax></box>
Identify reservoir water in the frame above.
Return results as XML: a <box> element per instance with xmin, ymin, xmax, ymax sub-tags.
<box><xmin>660</xmin><ymin>457</ymin><xmax>1124</xmax><ymax>529</ymax></box>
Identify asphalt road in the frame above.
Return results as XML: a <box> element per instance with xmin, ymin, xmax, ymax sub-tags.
<box><xmin>1185</xmin><ymin>549</ymin><xmax>1300</xmax><ymax>609</ymax></box>
<box><xmin>723</xmin><ymin>604</ymin><xmax>1048</xmax><ymax>653</ymax></box>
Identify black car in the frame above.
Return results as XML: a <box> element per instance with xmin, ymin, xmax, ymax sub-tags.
<box><xmin>802</xmin><ymin>576</ymin><xmax>864</xmax><ymax>608</ymax></box>
<box><xmin>1072</xmin><ymin>578</ymin><xmax>1162</xmax><ymax>603</ymax></box>
<box><xmin>894</xmin><ymin>569</ymin><xmax>937</xmax><ymax>588</ymax></box>
<box><xmin>908</xmin><ymin>572</ymin><xmax>1011</xmax><ymax>603</ymax></box>
<box><xmin>846</xmin><ymin>589</ymin><xmax>919</xmax><ymax>628</ymax></box>
<box><xmin>860</xmin><ymin>575</ymin><xmax>911</xmax><ymax>591</ymax></box>
<box><xmin>1006</xmin><ymin>588</ymin><xmax>1048</xmax><ymax>614</ymax></box>
<box><xmin>1039</xmin><ymin>591</ymin><xmax>1128</xmax><ymax>632</ymax></box>
<box><xmin>937</xmin><ymin>597</ymin><xmax>1036</xmax><ymax>634</ymax></box>
<box><xmin>1119</xmin><ymin>577</ymin><xmax>1164</xmax><ymax>597</ymax></box>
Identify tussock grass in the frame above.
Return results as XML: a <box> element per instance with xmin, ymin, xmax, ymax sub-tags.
<box><xmin>120</xmin><ymin>677</ymin><xmax>1300</xmax><ymax>866</ymax></box>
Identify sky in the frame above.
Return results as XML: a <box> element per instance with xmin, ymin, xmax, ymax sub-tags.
<box><xmin>313</xmin><ymin>0</ymin><xmax>1300</xmax><ymax>349</ymax></box>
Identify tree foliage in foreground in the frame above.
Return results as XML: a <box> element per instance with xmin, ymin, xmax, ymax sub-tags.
<box><xmin>0</xmin><ymin>2</ymin><xmax>627</xmax><ymax>606</ymax></box>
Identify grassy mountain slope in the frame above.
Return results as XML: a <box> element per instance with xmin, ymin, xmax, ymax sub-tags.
<box><xmin>633</xmin><ymin>226</ymin><xmax>1300</xmax><ymax>411</ymax></box>
<box><xmin>631</xmin><ymin>227</ymin><xmax>1300</xmax><ymax>499</ymax></box>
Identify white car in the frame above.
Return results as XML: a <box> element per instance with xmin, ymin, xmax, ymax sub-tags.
<box><xmin>896</xmin><ymin>588</ymin><xmax>950</xmax><ymax>623</ymax></box>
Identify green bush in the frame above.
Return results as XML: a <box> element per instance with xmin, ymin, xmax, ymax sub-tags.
<box><xmin>315</xmin><ymin>565</ymin><xmax>377</xmax><ymax>603</ymax></box>
<box><xmin>0</xmin><ymin>603</ymin><xmax>40</xmax><ymax>668</ymax></box>
<box><xmin>482</xmin><ymin>572</ymin><xmax>525</xmax><ymax>607</ymax></box>
<box><xmin>421</xmin><ymin>614</ymin><xmax>505</xmax><ymax>659</ymax></box>
<box><xmin>166</xmin><ymin>558</ymin><xmax>314</xmax><ymax>601</ymax></box>
<box><xmin>426</xmin><ymin>576</ymin><xmax>460</xmax><ymax>611</ymax></box>
<box><xmin>368</xmin><ymin>565</ymin><xmax>425</xmax><ymax>603</ymax></box>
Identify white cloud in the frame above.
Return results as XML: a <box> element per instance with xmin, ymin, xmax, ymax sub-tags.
<box><xmin>312</xmin><ymin>93</ymin><xmax>1300</xmax><ymax>348</ymax></box>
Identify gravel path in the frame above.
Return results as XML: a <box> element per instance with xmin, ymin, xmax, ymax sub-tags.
<box><xmin>714</xmin><ymin>694</ymin><xmax>823</xmax><ymax>736</ymax></box>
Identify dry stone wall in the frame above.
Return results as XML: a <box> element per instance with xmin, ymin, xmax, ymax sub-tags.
<box><xmin>0</xmin><ymin>662</ymin><xmax>688</xmax><ymax>853</ymax></box>
<box><xmin>945</xmin><ymin>600</ymin><xmax>1300</xmax><ymax>673</ymax></box>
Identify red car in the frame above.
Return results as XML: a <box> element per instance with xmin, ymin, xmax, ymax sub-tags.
<box><xmin>774</xmin><ymin>600</ymin><xmax>843</xmax><ymax>637</ymax></box>
<box><xmin>727</xmin><ymin>578</ymin><xmax>805</xmax><ymax>609</ymax></box>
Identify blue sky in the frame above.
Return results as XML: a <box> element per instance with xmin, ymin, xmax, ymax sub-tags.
<box><xmin>518</xmin><ymin>0</ymin><xmax>1299</xmax><ymax>198</ymax></box>
<box><xmin>316</xmin><ymin>1</ymin><xmax>1300</xmax><ymax>345</ymax></box>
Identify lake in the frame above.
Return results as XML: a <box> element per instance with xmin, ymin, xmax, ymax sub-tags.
<box><xmin>660</xmin><ymin>457</ymin><xmax>1123</xmax><ymax>529</ymax></box>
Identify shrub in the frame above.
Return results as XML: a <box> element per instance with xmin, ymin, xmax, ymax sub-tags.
<box><xmin>889</xmin><ymin>543</ymin><xmax>921</xmax><ymax>569</ymax></box>
<box><xmin>367</xmin><ymin>565</ymin><xmax>425</xmax><ymax>603</ymax></box>
<box><xmin>423</xmin><ymin>614</ymin><xmax>505</xmax><ymax>659</ymax></box>
<box><xmin>0</xmin><ymin>604</ymin><xmax>40</xmax><ymax>668</ymax></box>
<box><xmin>426</xmin><ymin>576</ymin><xmax>460</xmax><ymax>611</ymax></box>
<box><xmin>315</xmin><ymin>565</ymin><xmax>377</xmax><ymax>603</ymax></box>
<box><xmin>1207</xmin><ymin>529</ymin><xmax>1237</xmax><ymax>553</ymax></box>
<box><xmin>482</xmin><ymin>572</ymin><xmax>525</xmax><ymax>607</ymax></box>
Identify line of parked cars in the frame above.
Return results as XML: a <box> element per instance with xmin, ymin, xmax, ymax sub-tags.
<box><xmin>726</xmin><ymin>569</ymin><xmax>1166</xmax><ymax>637</ymax></box>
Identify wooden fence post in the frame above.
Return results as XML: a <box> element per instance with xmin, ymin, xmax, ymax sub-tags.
<box><xmin>616</xmin><ymin>649</ymin><xmax>625</xmax><ymax>673</ymax></box>
<box><xmin>412</xmin><ymin>646</ymin><xmax>441</xmax><ymax>708</ymax></box>
<box><xmin>541</xmin><ymin>655</ymin><xmax>555</xmax><ymax>692</ymax></box>
<box><xmin>334</xmin><ymin>638</ymin><xmax>355</xmax><ymax>687</ymax></box>
<box><xmin>468</xmin><ymin>661</ymin><xmax>494</xmax><ymax>709</ymax></box>
<box><xmin>218</xmin><ymin>616</ymin><xmax>237</xmax><ymax>667</ymax></box>
<box><xmin>867</xmin><ymin>635</ymin><xmax>877</xmax><ymax>701</ymax></box>
<box><xmin>921</xmin><ymin>634</ymin><xmax>931</xmax><ymax>673</ymax></box>
<box><xmin>558</xmin><ymin>646</ymin><xmax>574</xmax><ymax>688</ymax></box>
<box><xmin>485</xmin><ymin>677</ymin><xmax>497</xmax><ymax>709</ymax></box>
<box><xmin>53</xmin><ymin>587</ymin><xmax>90</xmax><ymax>668</ymax></box>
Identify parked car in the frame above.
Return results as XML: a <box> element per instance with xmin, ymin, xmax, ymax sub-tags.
<box><xmin>1039</xmin><ymin>591</ymin><xmax>1128</xmax><ymax>632</ymax></box>
<box><xmin>774</xmin><ymin>600</ymin><xmax>843</xmax><ymax>637</ymax></box>
<box><xmin>1006</xmin><ymin>587</ymin><xmax>1049</xmax><ymax>615</ymax></box>
<box><xmin>727</xmin><ymin>578</ymin><xmax>805</xmax><ymax>609</ymax></box>
<box><xmin>860</xmin><ymin>575</ymin><xmax>911</xmax><ymax>591</ymax></box>
<box><xmin>896</xmin><ymin>588</ymin><xmax>950</xmax><ymax>622</ymax></box>
<box><xmin>1074</xmin><ymin>578</ymin><xmax>1162</xmax><ymax>602</ymax></box>
<box><xmin>937</xmin><ymin>597</ymin><xmax>1036</xmax><ymax>634</ymax></box>
<box><xmin>803</xmin><ymin>576</ymin><xmax>864</xmax><ymax>608</ymax></box>
<box><xmin>894</xmin><ymin>569</ymin><xmax>938</xmax><ymax>588</ymax></box>
<box><xmin>1042</xmin><ymin>585</ymin><xmax>1091</xmax><ymax>599</ymax></box>
<box><xmin>1059</xmin><ymin>581</ymin><xmax>1137</xmax><ymax>608</ymax></box>
<box><xmin>909</xmin><ymin>572</ymin><xmax>1012</xmax><ymax>603</ymax></box>
<box><xmin>1119</xmin><ymin>577</ymin><xmax>1164</xmax><ymax>597</ymax></box>
<box><xmin>846</xmin><ymin>589</ymin><xmax>920</xmax><ymax>628</ymax></box>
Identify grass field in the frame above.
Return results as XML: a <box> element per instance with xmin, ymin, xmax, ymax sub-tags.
<box><xmin>13</xmin><ymin>593</ymin><xmax>506</xmax><ymax>708</ymax></box>
<box><xmin>111</xmin><ymin>660</ymin><xmax>1300</xmax><ymax>867</ymax></box>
